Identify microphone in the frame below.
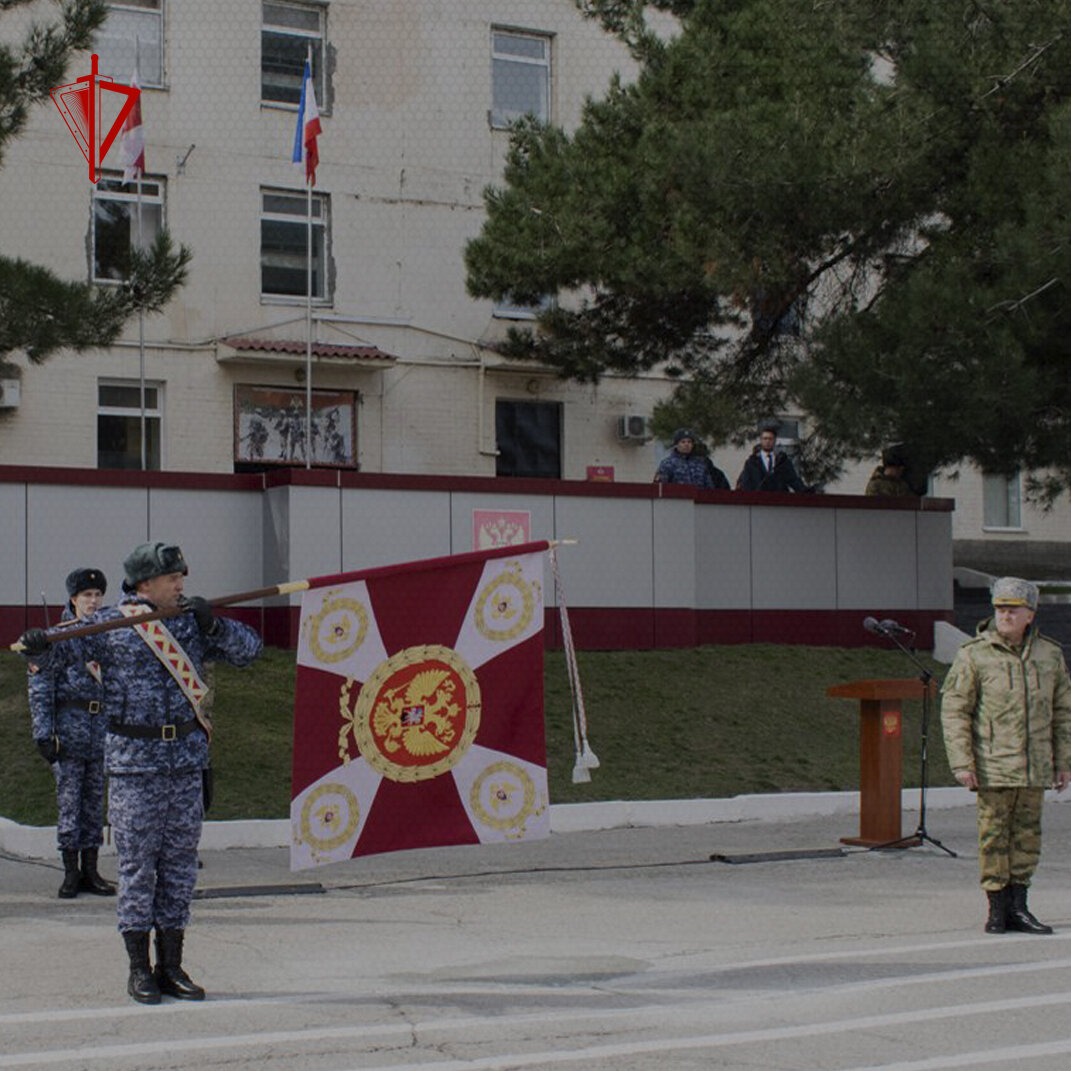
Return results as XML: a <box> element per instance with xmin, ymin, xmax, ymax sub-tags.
<box><xmin>862</xmin><ymin>616</ymin><xmax>885</xmax><ymax>635</ymax></box>
<box><xmin>879</xmin><ymin>618</ymin><xmax>914</xmax><ymax>636</ymax></box>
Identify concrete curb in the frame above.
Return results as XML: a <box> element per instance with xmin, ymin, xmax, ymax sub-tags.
<box><xmin>9</xmin><ymin>786</ymin><xmax>1061</xmax><ymax>860</ymax></box>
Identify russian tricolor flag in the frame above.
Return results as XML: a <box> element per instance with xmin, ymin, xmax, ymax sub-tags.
<box><xmin>292</xmin><ymin>60</ymin><xmax>321</xmax><ymax>185</ymax></box>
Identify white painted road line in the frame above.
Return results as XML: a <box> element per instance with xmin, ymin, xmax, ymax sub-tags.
<box><xmin>2</xmin><ymin>986</ymin><xmax>1071</xmax><ymax>1068</ymax></box>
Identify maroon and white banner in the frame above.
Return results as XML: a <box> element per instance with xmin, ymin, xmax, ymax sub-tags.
<box><xmin>290</xmin><ymin>542</ymin><xmax>550</xmax><ymax>870</ymax></box>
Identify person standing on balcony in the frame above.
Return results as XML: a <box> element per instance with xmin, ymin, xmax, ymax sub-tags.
<box><xmin>655</xmin><ymin>428</ymin><xmax>725</xmax><ymax>488</ymax></box>
<box><xmin>736</xmin><ymin>420</ymin><xmax>811</xmax><ymax>493</ymax></box>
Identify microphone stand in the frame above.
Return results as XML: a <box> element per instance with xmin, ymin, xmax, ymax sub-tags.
<box><xmin>869</xmin><ymin>625</ymin><xmax>956</xmax><ymax>856</ymax></box>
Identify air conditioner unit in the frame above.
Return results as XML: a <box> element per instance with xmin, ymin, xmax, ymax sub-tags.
<box><xmin>0</xmin><ymin>379</ymin><xmax>20</xmax><ymax>409</ymax></box>
<box><xmin>617</xmin><ymin>414</ymin><xmax>650</xmax><ymax>443</ymax></box>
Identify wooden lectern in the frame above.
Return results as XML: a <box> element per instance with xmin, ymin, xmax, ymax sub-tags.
<box><xmin>827</xmin><ymin>678</ymin><xmax>934</xmax><ymax>847</ymax></box>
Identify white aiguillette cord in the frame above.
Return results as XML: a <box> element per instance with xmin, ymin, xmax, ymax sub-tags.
<box><xmin>548</xmin><ymin>543</ymin><xmax>598</xmax><ymax>783</ymax></box>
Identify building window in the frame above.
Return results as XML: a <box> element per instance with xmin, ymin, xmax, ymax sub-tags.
<box><xmin>262</xmin><ymin>1</ymin><xmax>324</xmax><ymax>106</ymax></box>
<box><xmin>495</xmin><ymin>399</ymin><xmax>561</xmax><ymax>478</ymax></box>
<box><xmin>98</xmin><ymin>379</ymin><xmax>163</xmax><ymax>470</ymax></box>
<box><xmin>491</xmin><ymin>29</ymin><xmax>550</xmax><ymax>128</ymax></box>
<box><xmin>92</xmin><ymin>174</ymin><xmax>164</xmax><ymax>283</ymax></box>
<box><xmin>983</xmin><ymin>472</ymin><xmax>1022</xmax><ymax>529</ymax></box>
<box><xmin>493</xmin><ymin>294</ymin><xmax>554</xmax><ymax>320</ymax></box>
<box><xmin>261</xmin><ymin>189</ymin><xmax>329</xmax><ymax>300</ymax></box>
<box><xmin>93</xmin><ymin>1</ymin><xmax>164</xmax><ymax>87</ymax></box>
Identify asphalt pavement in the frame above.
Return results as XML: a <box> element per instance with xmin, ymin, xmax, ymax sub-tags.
<box><xmin>5</xmin><ymin>796</ymin><xmax>1071</xmax><ymax>1070</ymax></box>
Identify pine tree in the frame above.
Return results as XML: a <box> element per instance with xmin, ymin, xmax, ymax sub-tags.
<box><xmin>465</xmin><ymin>0</ymin><xmax>1071</xmax><ymax>496</ymax></box>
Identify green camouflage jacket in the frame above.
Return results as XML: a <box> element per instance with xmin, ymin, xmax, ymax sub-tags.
<box><xmin>864</xmin><ymin>466</ymin><xmax>915</xmax><ymax>497</ymax></box>
<box><xmin>940</xmin><ymin>619</ymin><xmax>1071</xmax><ymax>787</ymax></box>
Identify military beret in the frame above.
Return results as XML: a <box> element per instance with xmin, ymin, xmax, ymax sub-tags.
<box><xmin>991</xmin><ymin>576</ymin><xmax>1039</xmax><ymax>610</ymax></box>
<box><xmin>123</xmin><ymin>542</ymin><xmax>188</xmax><ymax>591</ymax></box>
<box><xmin>672</xmin><ymin>428</ymin><xmax>696</xmax><ymax>444</ymax></box>
<box><xmin>65</xmin><ymin>567</ymin><xmax>107</xmax><ymax>598</ymax></box>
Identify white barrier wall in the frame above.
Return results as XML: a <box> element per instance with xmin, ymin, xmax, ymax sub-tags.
<box><xmin>0</xmin><ymin>468</ymin><xmax>953</xmax><ymax>649</ymax></box>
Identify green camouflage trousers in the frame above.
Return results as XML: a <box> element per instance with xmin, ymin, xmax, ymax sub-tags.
<box><xmin>976</xmin><ymin>787</ymin><xmax>1044</xmax><ymax>890</ymax></box>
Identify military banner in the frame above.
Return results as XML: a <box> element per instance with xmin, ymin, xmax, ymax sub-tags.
<box><xmin>290</xmin><ymin>541</ymin><xmax>550</xmax><ymax>870</ymax></box>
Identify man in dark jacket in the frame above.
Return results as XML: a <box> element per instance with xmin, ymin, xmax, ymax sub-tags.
<box><xmin>736</xmin><ymin>421</ymin><xmax>811</xmax><ymax>492</ymax></box>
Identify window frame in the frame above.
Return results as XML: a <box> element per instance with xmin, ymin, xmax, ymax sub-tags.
<box><xmin>490</xmin><ymin>27</ymin><xmax>552</xmax><ymax>129</ymax></box>
<box><xmin>90</xmin><ymin>172</ymin><xmax>165</xmax><ymax>284</ymax></box>
<box><xmin>261</xmin><ymin>0</ymin><xmax>326</xmax><ymax>108</ymax></box>
<box><xmin>260</xmin><ymin>187</ymin><xmax>331</xmax><ymax>304</ymax></box>
<box><xmin>982</xmin><ymin>471</ymin><xmax>1024</xmax><ymax>531</ymax></box>
<box><xmin>492</xmin><ymin>293</ymin><xmax>554</xmax><ymax>320</ymax></box>
<box><xmin>93</xmin><ymin>1</ymin><xmax>165</xmax><ymax>89</ymax></box>
<box><xmin>97</xmin><ymin>377</ymin><xmax>165</xmax><ymax>471</ymax></box>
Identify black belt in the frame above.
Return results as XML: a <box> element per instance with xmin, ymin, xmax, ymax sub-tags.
<box><xmin>59</xmin><ymin>700</ymin><xmax>102</xmax><ymax>715</ymax></box>
<box><xmin>108</xmin><ymin>718</ymin><xmax>200</xmax><ymax>741</ymax></box>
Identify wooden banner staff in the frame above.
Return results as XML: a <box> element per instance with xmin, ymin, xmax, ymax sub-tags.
<box><xmin>8</xmin><ymin>539</ymin><xmax>577</xmax><ymax>653</ymax></box>
<box><xmin>8</xmin><ymin>580</ymin><xmax>311</xmax><ymax>653</ymax></box>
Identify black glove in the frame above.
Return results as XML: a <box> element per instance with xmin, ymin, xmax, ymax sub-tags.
<box><xmin>35</xmin><ymin>737</ymin><xmax>59</xmax><ymax>764</ymax></box>
<box><xmin>186</xmin><ymin>596</ymin><xmax>221</xmax><ymax>637</ymax></box>
<box><xmin>201</xmin><ymin>766</ymin><xmax>214</xmax><ymax>814</ymax></box>
<box><xmin>19</xmin><ymin>629</ymin><xmax>50</xmax><ymax>656</ymax></box>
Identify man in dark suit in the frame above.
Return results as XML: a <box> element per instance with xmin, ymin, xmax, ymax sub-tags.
<box><xmin>736</xmin><ymin>420</ymin><xmax>812</xmax><ymax>493</ymax></box>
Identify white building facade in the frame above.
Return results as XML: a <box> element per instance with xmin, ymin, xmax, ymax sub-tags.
<box><xmin>0</xmin><ymin>0</ymin><xmax>1066</xmax><ymax>572</ymax></box>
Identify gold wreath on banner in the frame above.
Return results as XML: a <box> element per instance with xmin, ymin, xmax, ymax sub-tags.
<box><xmin>305</xmin><ymin>591</ymin><xmax>369</xmax><ymax>664</ymax></box>
<box><xmin>339</xmin><ymin>645</ymin><xmax>481</xmax><ymax>782</ymax></box>
<box><xmin>469</xmin><ymin>759</ymin><xmax>545</xmax><ymax>839</ymax></box>
<box><xmin>474</xmin><ymin>562</ymin><xmax>539</xmax><ymax>643</ymax></box>
<box><xmin>296</xmin><ymin>782</ymin><xmax>361</xmax><ymax>857</ymax></box>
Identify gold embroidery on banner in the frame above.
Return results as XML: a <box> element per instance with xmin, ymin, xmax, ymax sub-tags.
<box><xmin>305</xmin><ymin>592</ymin><xmax>369</xmax><ymax>664</ymax></box>
<box><xmin>296</xmin><ymin>782</ymin><xmax>361</xmax><ymax>857</ymax></box>
<box><xmin>474</xmin><ymin>561</ymin><xmax>538</xmax><ymax>643</ymax></box>
<box><xmin>338</xmin><ymin>645</ymin><xmax>480</xmax><ymax>782</ymax></box>
<box><xmin>469</xmin><ymin>760</ymin><xmax>545</xmax><ymax>838</ymax></box>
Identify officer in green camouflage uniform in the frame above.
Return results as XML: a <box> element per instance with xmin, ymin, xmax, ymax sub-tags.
<box><xmin>940</xmin><ymin>577</ymin><xmax>1071</xmax><ymax>934</ymax></box>
<box><xmin>864</xmin><ymin>444</ymin><xmax>916</xmax><ymax>497</ymax></box>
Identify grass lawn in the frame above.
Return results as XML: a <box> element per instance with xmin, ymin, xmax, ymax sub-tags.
<box><xmin>0</xmin><ymin>644</ymin><xmax>955</xmax><ymax>826</ymax></box>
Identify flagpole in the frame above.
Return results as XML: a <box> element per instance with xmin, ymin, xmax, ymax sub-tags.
<box><xmin>133</xmin><ymin>43</ymin><xmax>147</xmax><ymax>471</ymax></box>
<box><xmin>305</xmin><ymin>48</ymin><xmax>313</xmax><ymax>470</ymax></box>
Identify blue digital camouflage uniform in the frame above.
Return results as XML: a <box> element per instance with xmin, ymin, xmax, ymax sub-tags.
<box><xmin>655</xmin><ymin>449</ymin><xmax>715</xmax><ymax>488</ymax></box>
<box><xmin>27</xmin><ymin>612</ymin><xmax>107</xmax><ymax>853</ymax></box>
<box><xmin>93</xmin><ymin>595</ymin><xmax>262</xmax><ymax>933</ymax></box>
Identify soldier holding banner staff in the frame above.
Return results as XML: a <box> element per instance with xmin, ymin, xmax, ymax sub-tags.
<box><xmin>22</xmin><ymin>541</ymin><xmax>262</xmax><ymax>1004</ymax></box>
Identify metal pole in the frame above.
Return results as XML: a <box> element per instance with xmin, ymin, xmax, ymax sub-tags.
<box><xmin>305</xmin><ymin>46</ymin><xmax>314</xmax><ymax>470</ymax></box>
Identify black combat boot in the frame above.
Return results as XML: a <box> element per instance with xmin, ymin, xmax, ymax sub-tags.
<box><xmin>1006</xmin><ymin>883</ymin><xmax>1054</xmax><ymax>934</ymax></box>
<box><xmin>79</xmin><ymin>848</ymin><xmax>116</xmax><ymax>896</ymax></box>
<box><xmin>984</xmin><ymin>888</ymin><xmax>1007</xmax><ymax>934</ymax></box>
<box><xmin>123</xmin><ymin>931</ymin><xmax>162</xmax><ymax>1004</ymax></box>
<box><xmin>154</xmin><ymin>929</ymin><xmax>206</xmax><ymax>1000</ymax></box>
<box><xmin>58</xmin><ymin>850</ymin><xmax>81</xmax><ymax>899</ymax></box>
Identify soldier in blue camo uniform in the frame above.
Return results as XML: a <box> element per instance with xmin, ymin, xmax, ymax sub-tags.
<box><xmin>26</xmin><ymin>568</ymin><xmax>115</xmax><ymax>899</ymax></box>
<box><xmin>654</xmin><ymin>428</ymin><xmax>723</xmax><ymax>489</ymax></box>
<box><xmin>26</xmin><ymin>542</ymin><xmax>262</xmax><ymax>1004</ymax></box>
